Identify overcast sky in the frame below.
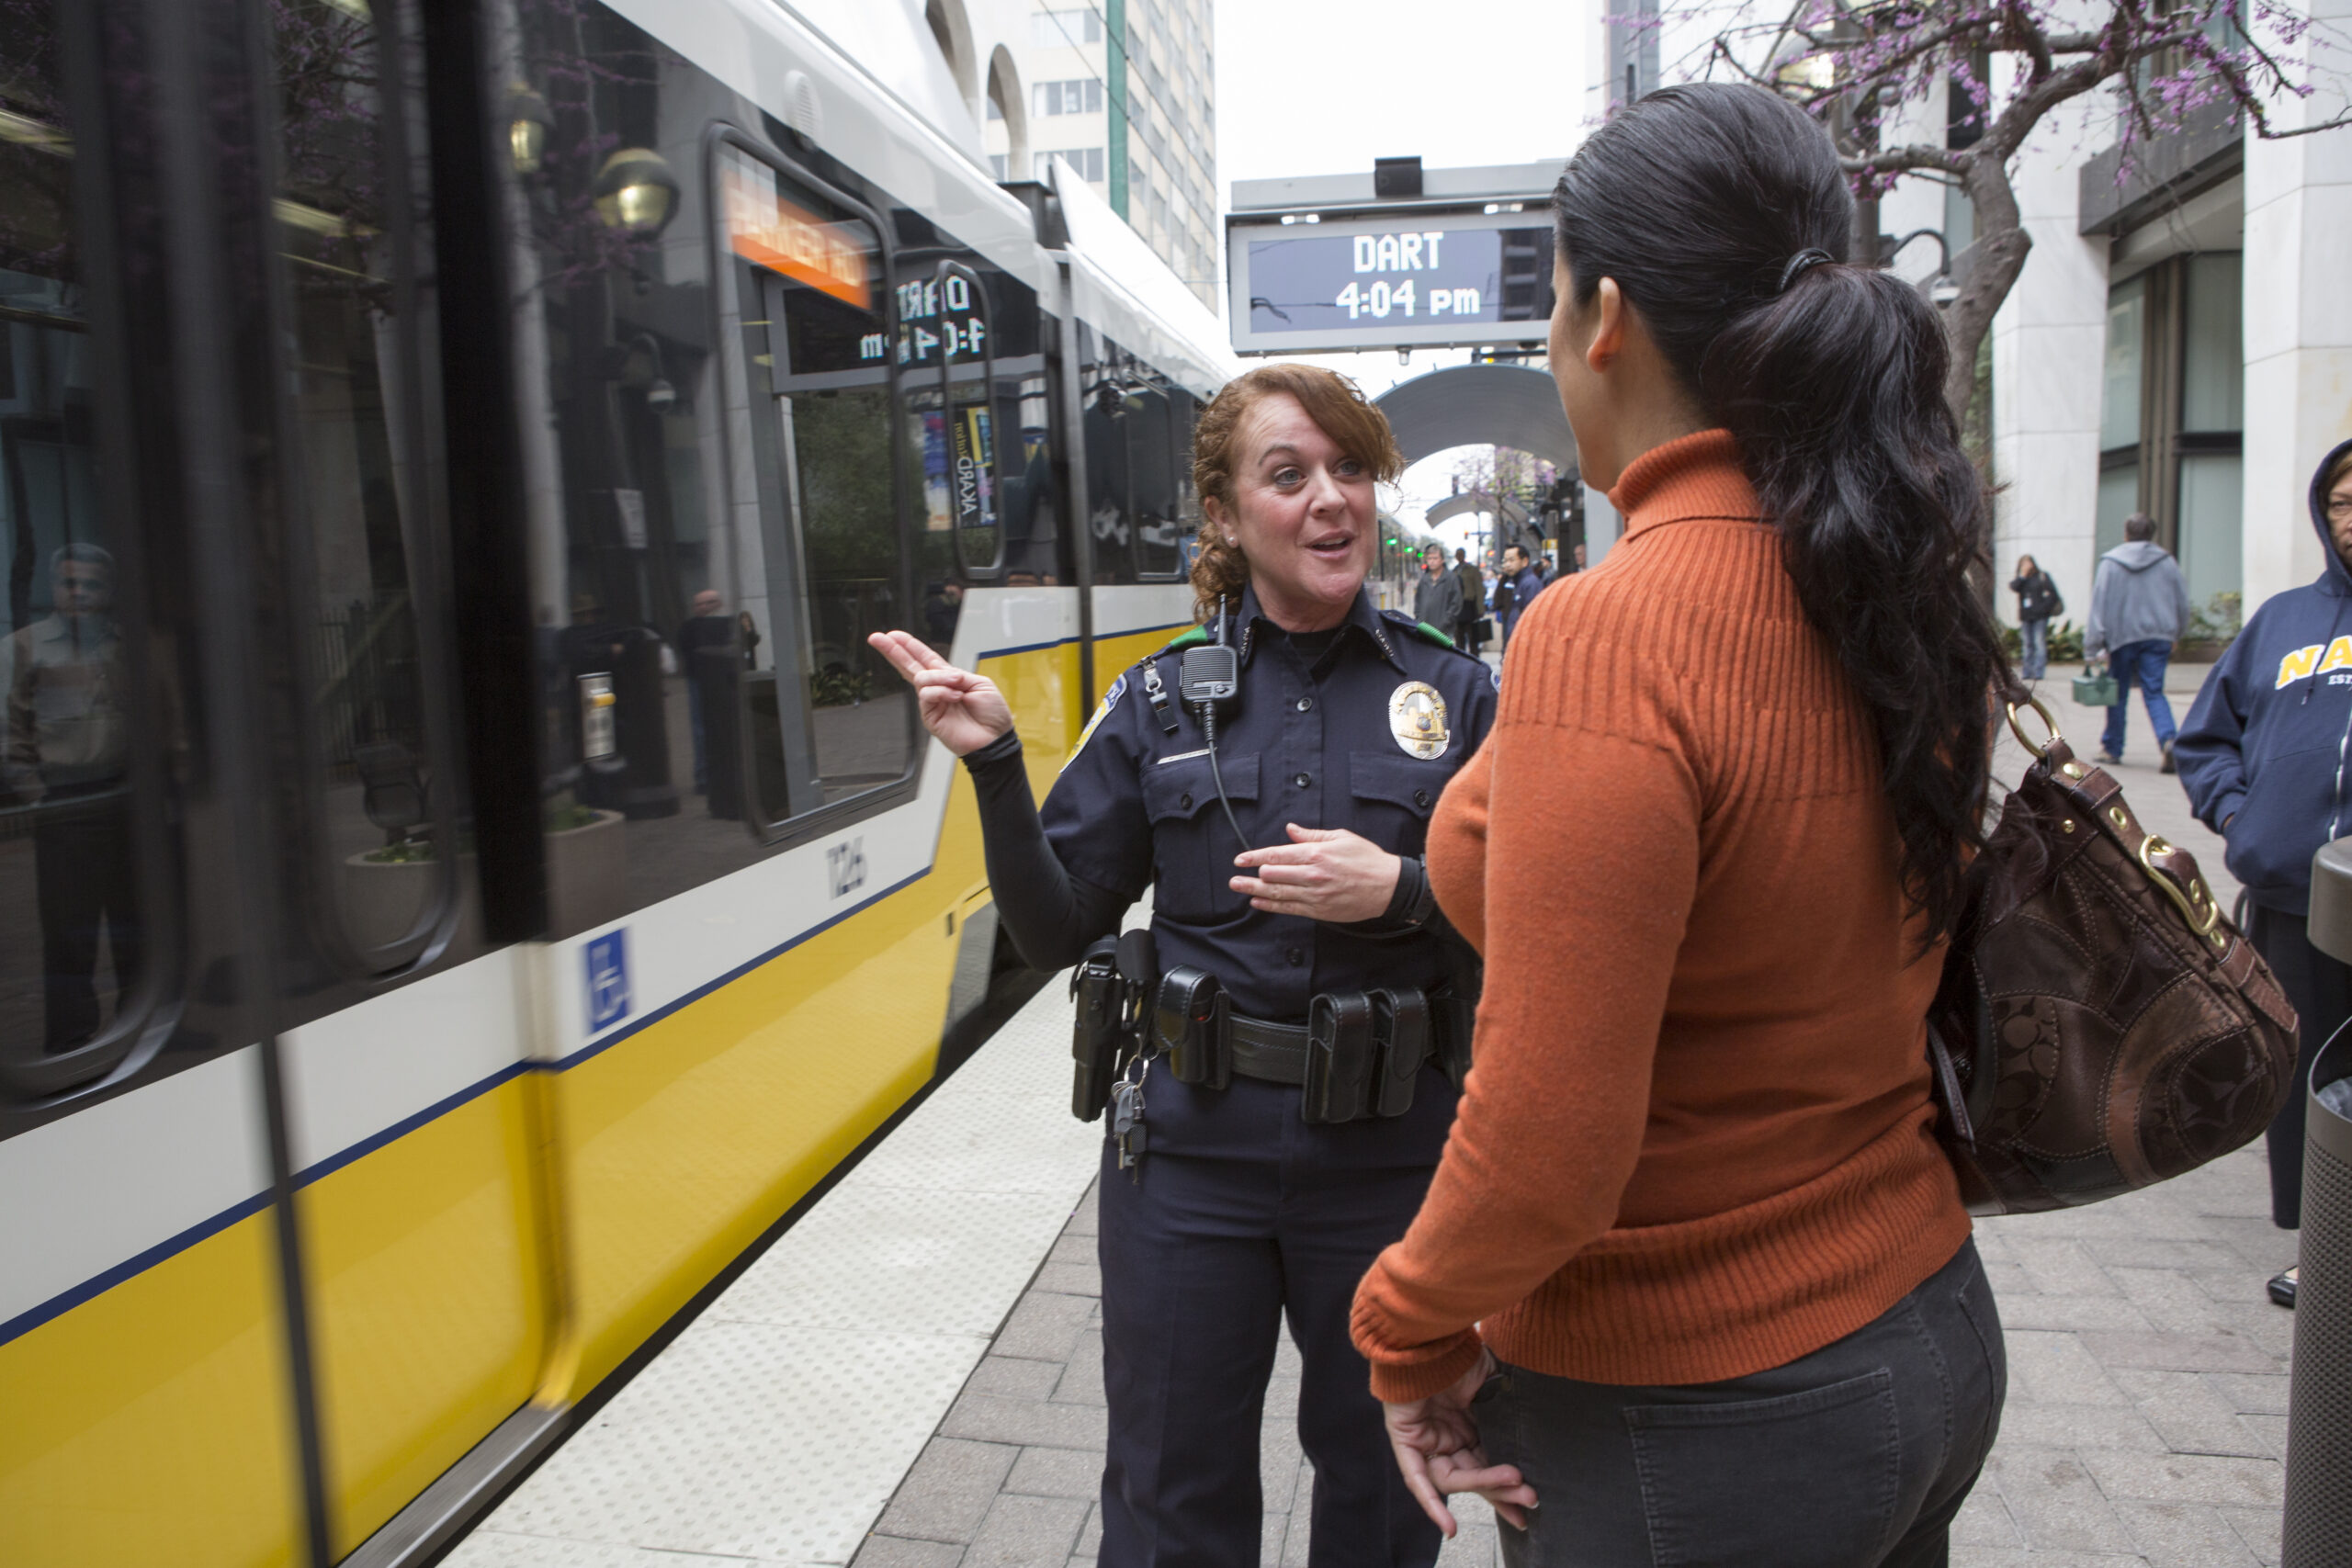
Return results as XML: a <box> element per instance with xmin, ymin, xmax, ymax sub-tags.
<box><xmin>1209</xmin><ymin>0</ymin><xmax>1590</xmax><ymax>538</ymax></box>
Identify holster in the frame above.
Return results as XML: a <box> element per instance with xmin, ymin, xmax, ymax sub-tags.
<box><xmin>1368</xmin><ymin>987</ymin><xmax>1429</xmax><ymax>1119</ymax></box>
<box><xmin>1303</xmin><ymin>991</ymin><xmax>1376</xmax><ymax>1125</ymax></box>
<box><xmin>1069</xmin><ymin>930</ymin><xmax>1158</xmax><ymax>1122</ymax></box>
<box><xmin>1157</xmin><ymin>965</ymin><xmax>1230</xmax><ymax>1089</ymax></box>
<box><xmin>1069</xmin><ymin>938</ymin><xmax>1125</xmax><ymax>1122</ymax></box>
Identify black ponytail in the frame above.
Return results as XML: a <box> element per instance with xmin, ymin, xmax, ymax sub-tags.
<box><xmin>1554</xmin><ymin>83</ymin><xmax>2005</xmax><ymax>947</ymax></box>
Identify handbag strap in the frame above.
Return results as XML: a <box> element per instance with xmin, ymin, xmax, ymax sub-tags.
<box><xmin>2007</xmin><ymin>698</ymin><xmax>2296</xmax><ymax>1034</ymax></box>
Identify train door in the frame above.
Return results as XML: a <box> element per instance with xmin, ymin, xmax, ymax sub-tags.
<box><xmin>1</xmin><ymin>2</ymin><xmax>554</xmax><ymax>1562</ymax></box>
<box><xmin>254</xmin><ymin>4</ymin><xmax>552</xmax><ymax>1556</ymax></box>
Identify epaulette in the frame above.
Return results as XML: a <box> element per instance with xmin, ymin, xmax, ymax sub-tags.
<box><xmin>1381</xmin><ymin>608</ymin><xmax>1462</xmax><ymax>652</ymax></box>
<box><xmin>1159</xmin><ymin>623</ymin><xmax>1211</xmax><ymax>654</ymax></box>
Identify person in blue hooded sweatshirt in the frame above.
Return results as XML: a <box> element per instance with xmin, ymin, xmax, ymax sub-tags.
<box><xmin>2086</xmin><ymin>513</ymin><xmax>2192</xmax><ymax>768</ymax></box>
<box><xmin>2175</xmin><ymin>436</ymin><xmax>2352</xmax><ymax>1310</ymax></box>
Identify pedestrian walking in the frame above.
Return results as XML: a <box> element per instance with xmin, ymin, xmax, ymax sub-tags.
<box><xmin>870</xmin><ymin>363</ymin><xmax>1496</xmax><ymax>1568</ymax></box>
<box><xmin>2085</xmin><ymin>513</ymin><xmax>2192</xmax><ymax>768</ymax></box>
<box><xmin>1412</xmin><ymin>542</ymin><xmax>1463</xmax><ymax>635</ymax></box>
<box><xmin>2009</xmin><ymin>553</ymin><xmax>2063</xmax><ymax>681</ymax></box>
<box><xmin>2174</xmin><ymin>436</ymin><xmax>2352</xmax><ymax>1310</ymax></box>
<box><xmin>1350</xmin><ymin>83</ymin><xmax>2008</xmax><ymax>1567</ymax></box>
<box><xmin>1450</xmin><ymin>548</ymin><xmax>1485</xmax><ymax>656</ymax></box>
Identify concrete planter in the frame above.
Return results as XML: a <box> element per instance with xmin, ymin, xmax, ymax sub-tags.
<box><xmin>339</xmin><ymin>848</ymin><xmax>478</xmax><ymax>956</ymax></box>
<box><xmin>341</xmin><ymin>807</ymin><xmax>626</xmax><ymax>948</ymax></box>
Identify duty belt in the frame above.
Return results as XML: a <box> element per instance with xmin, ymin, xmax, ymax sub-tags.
<box><xmin>1068</xmin><ymin>932</ymin><xmax>1476</xmax><ymax>1129</ymax></box>
<box><xmin>1157</xmin><ymin>968</ymin><xmax>1474</xmax><ymax>1125</ymax></box>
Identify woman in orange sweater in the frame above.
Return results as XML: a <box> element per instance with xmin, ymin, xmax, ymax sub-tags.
<box><xmin>1349</xmin><ymin>84</ymin><xmax>2010</xmax><ymax>1566</ymax></box>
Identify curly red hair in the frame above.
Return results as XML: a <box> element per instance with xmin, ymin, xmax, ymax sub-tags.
<box><xmin>1187</xmin><ymin>365</ymin><xmax>1405</xmax><ymax>621</ymax></box>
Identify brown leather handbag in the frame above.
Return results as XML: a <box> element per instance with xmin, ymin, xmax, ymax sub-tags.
<box><xmin>1926</xmin><ymin>696</ymin><xmax>2301</xmax><ymax>1215</ymax></box>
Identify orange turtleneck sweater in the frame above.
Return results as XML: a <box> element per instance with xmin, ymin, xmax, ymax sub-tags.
<box><xmin>1350</xmin><ymin>430</ymin><xmax>1972</xmax><ymax>1401</ymax></box>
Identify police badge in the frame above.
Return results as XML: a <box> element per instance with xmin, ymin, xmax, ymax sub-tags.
<box><xmin>1387</xmin><ymin>681</ymin><xmax>1449</xmax><ymax>760</ymax></box>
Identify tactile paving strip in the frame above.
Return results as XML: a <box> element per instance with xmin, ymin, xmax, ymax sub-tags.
<box><xmin>444</xmin><ymin>968</ymin><xmax>1103</xmax><ymax>1568</ymax></box>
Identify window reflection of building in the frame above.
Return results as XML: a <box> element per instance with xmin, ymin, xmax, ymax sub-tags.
<box><xmin>2097</xmin><ymin>253</ymin><xmax>2245</xmax><ymax>606</ymax></box>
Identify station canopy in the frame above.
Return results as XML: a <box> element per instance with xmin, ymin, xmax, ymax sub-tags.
<box><xmin>1372</xmin><ymin>363</ymin><xmax>1577</xmax><ymax>476</ymax></box>
<box><xmin>1226</xmin><ymin>157</ymin><xmax>1564</xmax><ymax>356</ymax></box>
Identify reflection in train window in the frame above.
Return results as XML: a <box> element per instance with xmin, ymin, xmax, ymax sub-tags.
<box><xmin>0</xmin><ymin>2</ymin><xmax>147</xmax><ymax>1068</ymax></box>
<box><xmin>729</xmin><ymin>143</ymin><xmax>916</xmax><ymax>819</ymax></box>
<box><xmin>270</xmin><ymin>0</ymin><xmax>460</xmax><ymax>969</ymax></box>
<box><xmin>512</xmin><ymin>2</ymin><xmax>774</xmax><ymax>931</ymax></box>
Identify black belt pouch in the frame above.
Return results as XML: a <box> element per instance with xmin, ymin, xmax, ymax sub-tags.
<box><xmin>1368</xmin><ymin>987</ymin><xmax>1429</xmax><ymax>1118</ymax></box>
<box><xmin>1304</xmin><ymin>991</ymin><xmax>1375</xmax><ymax>1124</ymax></box>
<box><xmin>1069</xmin><ymin>937</ymin><xmax>1124</xmax><ymax>1122</ymax></box>
<box><xmin>1158</xmin><ymin>965</ymin><xmax>1230</xmax><ymax>1089</ymax></box>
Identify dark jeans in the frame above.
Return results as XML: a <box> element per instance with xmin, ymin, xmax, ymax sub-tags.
<box><xmin>2101</xmin><ymin>638</ymin><xmax>2177</xmax><ymax>759</ymax></box>
<box><xmin>2247</xmin><ymin>903</ymin><xmax>2352</xmax><ymax>1229</ymax></box>
<box><xmin>1478</xmin><ymin>1240</ymin><xmax>2005</xmax><ymax>1568</ymax></box>
<box><xmin>1096</xmin><ymin>1093</ymin><xmax>1443</xmax><ymax>1568</ymax></box>
<box><xmin>2019</xmin><ymin>617</ymin><xmax>2049</xmax><ymax>681</ymax></box>
<box><xmin>34</xmin><ymin>787</ymin><xmax>141</xmax><ymax>1050</ymax></box>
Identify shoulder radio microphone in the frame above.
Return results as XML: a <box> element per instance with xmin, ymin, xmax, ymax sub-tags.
<box><xmin>1181</xmin><ymin>599</ymin><xmax>1249</xmax><ymax>851</ymax></box>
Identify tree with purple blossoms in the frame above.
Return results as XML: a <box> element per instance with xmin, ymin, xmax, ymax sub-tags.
<box><xmin>1641</xmin><ymin>0</ymin><xmax>2351</xmax><ymax>420</ymax></box>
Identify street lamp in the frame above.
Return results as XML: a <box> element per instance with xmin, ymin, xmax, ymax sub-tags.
<box><xmin>592</xmin><ymin>148</ymin><xmax>681</xmax><ymax>236</ymax></box>
<box><xmin>508</xmin><ymin>82</ymin><xmax>552</xmax><ymax>175</ymax></box>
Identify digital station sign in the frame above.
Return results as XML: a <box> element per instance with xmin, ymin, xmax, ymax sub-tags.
<box><xmin>1226</xmin><ymin>211</ymin><xmax>1554</xmax><ymax>355</ymax></box>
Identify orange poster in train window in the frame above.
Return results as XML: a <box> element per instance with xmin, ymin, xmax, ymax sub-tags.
<box><xmin>720</xmin><ymin>150</ymin><xmax>873</xmax><ymax>311</ymax></box>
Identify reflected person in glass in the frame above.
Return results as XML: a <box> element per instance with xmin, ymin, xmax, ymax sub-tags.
<box><xmin>5</xmin><ymin>544</ymin><xmax>138</xmax><ymax>1050</ymax></box>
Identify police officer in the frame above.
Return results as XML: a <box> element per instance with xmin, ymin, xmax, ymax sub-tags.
<box><xmin>870</xmin><ymin>364</ymin><xmax>1497</xmax><ymax>1567</ymax></box>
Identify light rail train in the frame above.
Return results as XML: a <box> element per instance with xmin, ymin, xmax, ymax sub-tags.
<box><xmin>0</xmin><ymin>1</ymin><xmax>1290</xmax><ymax>1563</ymax></box>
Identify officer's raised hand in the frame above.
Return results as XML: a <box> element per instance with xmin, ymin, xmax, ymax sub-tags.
<box><xmin>867</xmin><ymin>629</ymin><xmax>1012</xmax><ymax>756</ymax></box>
<box><xmin>1231</xmin><ymin>823</ymin><xmax>1399</xmax><ymax>923</ymax></box>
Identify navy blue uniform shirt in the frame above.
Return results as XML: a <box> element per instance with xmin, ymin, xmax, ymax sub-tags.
<box><xmin>1042</xmin><ymin>584</ymin><xmax>1498</xmax><ymax>1022</ymax></box>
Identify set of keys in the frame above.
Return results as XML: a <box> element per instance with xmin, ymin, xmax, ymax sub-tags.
<box><xmin>1111</xmin><ymin>1059</ymin><xmax>1150</xmax><ymax>1179</ymax></box>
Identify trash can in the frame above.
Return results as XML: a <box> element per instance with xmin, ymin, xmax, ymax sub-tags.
<box><xmin>2285</xmin><ymin>840</ymin><xmax>2352</xmax><ymax>1565</ymax></box>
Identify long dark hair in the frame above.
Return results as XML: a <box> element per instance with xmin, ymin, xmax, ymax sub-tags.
<box><xmin>1553</xmin><ymin>83</ymin><xmax>2004</xmax><ymax>946</ymax></box>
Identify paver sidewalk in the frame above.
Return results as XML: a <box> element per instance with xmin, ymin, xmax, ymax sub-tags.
<box><xmin>853</xmin><ymin>659</ymin><xmax>2301</xmax><ymax>1568</ymax></box>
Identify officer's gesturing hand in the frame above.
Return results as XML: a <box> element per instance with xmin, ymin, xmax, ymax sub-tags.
<box><xmin>1231</xmin><ymin>823</ymin><xmax>1399</xmax><ymax>922</ymax></box>
<box><xmin>867</xmin><ymin>630</ymin><xmax>1013</xmax><ymax>757</ymax></box>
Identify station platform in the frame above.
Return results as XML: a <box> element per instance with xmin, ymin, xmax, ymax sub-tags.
<box><xmin>445</xmin><ymin>662</ymin><xmax>2297</xmax><ymax>1568</ymax></box>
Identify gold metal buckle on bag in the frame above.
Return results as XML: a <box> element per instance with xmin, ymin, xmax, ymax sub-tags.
<box><xmin>2139</xmin><ymin>833</ymin><xmax>2226</xmax><ymax>946</ymax></box>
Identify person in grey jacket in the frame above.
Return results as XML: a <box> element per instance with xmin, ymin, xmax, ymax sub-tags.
<box><xmin>1411</xmin><ymin>543</ymin><xmax>1463</xmax><ymax>633</ymax></box>
<box><xmin>2085</xmin><ymin>513</ymin><xmax>2192</xmax><ymax>768</ymax></box>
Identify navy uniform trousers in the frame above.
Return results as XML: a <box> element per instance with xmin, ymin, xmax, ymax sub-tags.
<box><xmin>1095</xmin><ymin>1072</ymin><xmax>1453</xmax><ymax>1568</ymax></box>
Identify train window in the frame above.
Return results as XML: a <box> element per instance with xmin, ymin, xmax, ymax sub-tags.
<box><xmin>504</xmin><ymin>6</ymin><xmax>816</xmax><ymax>928</ymax></box>
<box><xmin>1079</xmin><ymin>327</ymin><xmax>1192</xmax><ymax>585</ymax></box>
<box><xmin>1128</xmin><ymin>373</ymin><xmax>1189</xmax><ymax>581</ymax></box>
<box><xmin>0</xmin><ymin>1</ymin><xmax>165</xmax><ymax>1092</ymax></box>
<box><xmin>724</xmin><ymin>141</ymin><xmax>917</xmax><ymax>824</ymax></box>
<box><xmin>268</xmin><ymin>0</ymin><xmax>462</xmax><ymax>972</ymax></box>
<box><xmin>1080</xmin><ymin>326</ymin><xmax>1131</xmax><ymax>585</ymax></box>
<box><xmin>997</xmin><ymin>364</ymin><xmax>1061</xmax><ymax>585</ymax></box>
<box><xmin>899</xmin><ymin>246</ymin><xmax>1057</xmax><ymax>592</ymax></box>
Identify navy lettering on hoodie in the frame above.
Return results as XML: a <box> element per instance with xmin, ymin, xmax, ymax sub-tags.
<box><xmin>2175</xmin><ymin>435</ymin><xmax>2352</xmax><ymax>915</ymax></box>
